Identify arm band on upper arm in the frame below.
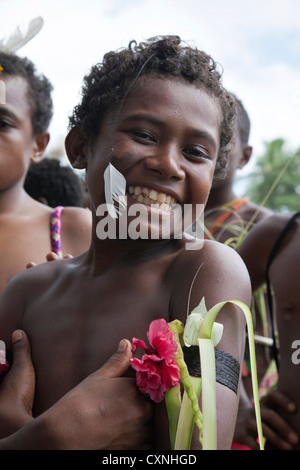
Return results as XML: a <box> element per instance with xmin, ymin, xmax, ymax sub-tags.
<box><xmin>182</xmin><ymin>346</ymin><xmax>240</xmax><ymax>394</ymax></box>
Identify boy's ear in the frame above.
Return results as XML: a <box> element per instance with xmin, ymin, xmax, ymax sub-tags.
<box><xmin>31</xmin><ymin>132</ymin><xmax>50</xmax><ymax>163</ymax></box>
<box><xmin>239</xmin><ymin>144</ymin><xmax>253</xmax><ymax>169</ymax></box>
<box><xmin>65</xmin><ymin>127</ymin><xmax>88</xmax><ymax>169</ymax></box>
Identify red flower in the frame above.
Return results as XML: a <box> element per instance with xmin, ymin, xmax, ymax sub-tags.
<box><xmin>130</xmin><ymin>319</ymin><xmax>180</xmax><ymax>403</ymax></box>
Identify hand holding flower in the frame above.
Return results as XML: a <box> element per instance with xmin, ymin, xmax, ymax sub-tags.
<box><xmin>130</xmin><ymin>319</ymin><xmax>180</xmax><ymax>403</ymax></box>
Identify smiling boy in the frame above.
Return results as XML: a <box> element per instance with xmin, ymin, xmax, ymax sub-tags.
<box><xmin>0</xmin><ymin>36</ymin><xmax>251</xmax><ymax>449</ymax></box>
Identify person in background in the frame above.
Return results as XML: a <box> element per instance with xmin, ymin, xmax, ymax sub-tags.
<box><xmin>204</xmin><ymin>94</ymin><xmax>271</xmax><ymax>246</ymax></box>
<box><xmin>205</xmin><ymin>94</ymin><xmax>272</xmax><ymax>393</ymax></box>
<box><xmin>0</xmin><ymin>52</ymin><xmax>91</xmax><ymax>295</ymax></box>
<box><xmin>236</xmin><ymin>211</ymin><xmax>300</xmax><ymax>450</ymax></box>
<box><xmin>24</xmin><ymin>157</ymin><xmax>86</xmax><ymax>208</ymax></box>
<box><xmin>203</xmin><ymin>95</ymin><xmax>289</xmax><ymax>450</ymax></box>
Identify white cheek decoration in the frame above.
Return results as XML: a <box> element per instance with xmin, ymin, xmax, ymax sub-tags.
<box><xmin>103</xmin><ymin>163</ymin><xmax>127</xmax><ymax>219</ymax></box>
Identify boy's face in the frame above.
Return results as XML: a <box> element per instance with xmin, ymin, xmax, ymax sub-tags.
<box><xmin>211</xmin><ymin>121</ymin><xmax>252</xmax><ymax>190</ymax></box>
<box><xmin>0</xmin><ymin>75</ymin><xmax>41</xmax><ymax>191</ymax></box>
<box><xmin>84</xmin><ymin>75</ymin><xmax>222</xmax><ymax>236</ymax></box>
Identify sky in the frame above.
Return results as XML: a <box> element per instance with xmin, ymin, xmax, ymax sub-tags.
<box><xmin>1</xmin><ymin>0</ymin><xmax>300</xmax><ymax>191</ymax></box>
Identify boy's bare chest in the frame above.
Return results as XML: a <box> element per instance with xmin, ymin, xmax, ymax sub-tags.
<box><xmin>24</xmin><ymin>265</ymin><xmax>174</xmax><ymax>415</ymax></box>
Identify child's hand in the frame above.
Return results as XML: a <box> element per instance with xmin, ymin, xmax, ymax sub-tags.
<box><xmin>234</xmin><ymin>390</ymin><xmax>298</xmax><ymax>450</ymax></box>
<box><xmin>0</xmin><ymin>330</ymin><xmax>35</xmax><ymax>438</ymax></box>
<box><xmin>259</xmin><ymin>390</ymin><xmax>298</xmax><ymax>449</ymax></box>
<box><xmin>41</xmin><ymin>339</ymin><xmax>154</xmax><ymax>449</ymax></box>
<box><xmin>26</xmin><ymin>252</ymin><xmax>73</xmax><ymax>268</ymax></box>
<box><xmin>0</xmin><ymin>335</ymin><xmax>153</xmax><ymax>449</ymax></box>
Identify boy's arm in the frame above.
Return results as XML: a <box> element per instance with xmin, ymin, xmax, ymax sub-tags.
<box><xmin>0</xmin><ymin>330</ymin><xmax>35</xmax><ymax>438</ymax></box>
<box><xmin>0</xmin><ymin>271</ymin><xmax>37</xmax><ymax>436</ymax></box>
<box><xmin>0</xmin><ymin>271</ymin><xmax>27</xmax><ymax>353</ymax></box>
<box><xmin>170</xmin><ymin>241</ymin><xmax>251</xmax><ymax>449</ymax></box>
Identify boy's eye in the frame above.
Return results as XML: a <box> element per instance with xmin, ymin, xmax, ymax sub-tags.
<box><xmin>0</xmin><ymin>120</ymin><xmax>11</xmax><ymax>129</ymax></box>
<box><xmin>131</xmin><ymin>130</ymin><xmax>156</xmax><ymax>143</ymax></box>
<box><xmin>183</xmin><ymin>146</ymin><xmax>210</xmax><ymax>161</ymax></box>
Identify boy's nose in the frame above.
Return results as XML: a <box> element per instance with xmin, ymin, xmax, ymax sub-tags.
<box><xmin>143</xmin><ymin>147</ymin><xmax>185</xmax><ymax>180</ymax></box>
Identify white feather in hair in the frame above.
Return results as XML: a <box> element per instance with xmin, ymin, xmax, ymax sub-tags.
<box><xmin>0</xmin><ymin>17</ymin><xmax>44</xmax><ymax>53</ymax></box>
<box><xmin>104</xmin><ymin>163</ymin><xmax>127</xmax><ymax>219</ymax></box>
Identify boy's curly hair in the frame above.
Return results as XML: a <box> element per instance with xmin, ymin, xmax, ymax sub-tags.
<box><xmin>69</xmin><ymin>35</ymin><xmax>235</xmax><ymax>178</ymax></box>
<box><xmin>0</xmin><ymin>52</ymin><xmax>53</xmax><ymax>135</ymax></box>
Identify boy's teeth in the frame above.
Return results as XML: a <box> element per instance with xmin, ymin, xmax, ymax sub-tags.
<box><xmin>128</xmin><ymin>186</ymin><xmax>176</xmax><ymax>211</ymax></box>
<box><xmin>133</xmin><ymin>186</ymin><xmax>142</xmax><ymax>196</ymax></box>
<box><xmin>148</xmin><ymin>189</ymin><xmax>158</xmax><ymax>200</ymax></box>
<box><xmin>157</xmin><ymin>193</ymin><xmax>166</xmax><ymax>203</ymax></box>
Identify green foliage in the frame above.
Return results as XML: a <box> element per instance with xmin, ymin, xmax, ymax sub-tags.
<box><xmin>245</xmin><ymin>139</ymin><xmax>300</xmax><ymax>212</ymax></box>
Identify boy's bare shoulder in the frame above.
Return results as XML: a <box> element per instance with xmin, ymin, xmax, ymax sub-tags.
<box><xmin>172</xmin><ymin>237</ymin><xmax>247</xmax><ymax>273</ymax></box>
<box><xmin>60</xmin><ymin>207</ymin><xmax>92</xmax><ymax>255</ymax></box>
<box><xmin>240</xmin><ymin>201</ymin><xmax>272</xmax><ymax>225</ymax></box>
<box><xmin>238</xmin><ymin>212</ymin><xmax>292</xmax><ymax>261</ymax></box>
<box><xmin>61</xmin><ymin>206</ymin><xmax>92</xmax><ymax>225</ymax></box>
<box><xmin>0</xmin><ymin>258</ymin><xmax>75</xmax><ymax>348</ymax></box>
<box><xmin>1</xmin><ymin>257</ymin><xmax>73</xmax><ymax>303</ymax></box>
<box><xmin>169</xmin><ymin>238</ymin><xmax>251</xmax><ymax>320</ymax></box>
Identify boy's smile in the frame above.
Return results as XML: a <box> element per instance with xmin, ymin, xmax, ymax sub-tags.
<box><xmin>128</xmin><ymin>185</ymin><xmax>176</xmax><ymax>212</ymax></box>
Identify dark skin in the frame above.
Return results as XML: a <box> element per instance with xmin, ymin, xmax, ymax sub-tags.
<box><xmin>0</xmin><ymin>76</ymin><xmax>251</xmax><ymax>449</ymax></box>
<box><xmin>0</xmin><ymin>74</ymin><xmax>91</xmax><ymax>295</ymax></box>
<box><xmin>0</xmin><ymin>330</ymin><xmax>153</xmax><ymax>449</ymax></box>
<box><xmin>237</xmin><ymin>213</ymin><xmax>300</xmax><ymax>449</ymax></box>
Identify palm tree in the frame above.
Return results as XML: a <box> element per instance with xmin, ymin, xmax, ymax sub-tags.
<box><xmin>245</xmin><ymin>139</ymin><xmax>300</xmax><ymax>212</ymax></box>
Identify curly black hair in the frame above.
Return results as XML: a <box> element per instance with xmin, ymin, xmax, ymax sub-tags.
<box><xmin>0</xmin><ymin>52</ymin><xmax>53</xmax><ymax>135</ymax></box>
<box><xmin>69</xmin><ymin>35</ymin><xmax>236</xmax><ymax>178</ymax></box>
<box><xmin>231</xmin><ymin>94</ymin><xmax>251</xmax><ymax>146</ymax></box>
<box><xmin>24</xmin><ymin>158</ymin><xmax>85</xmax><ymax>207</ymax></box>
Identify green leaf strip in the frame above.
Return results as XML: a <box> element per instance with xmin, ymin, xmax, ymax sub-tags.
<box><xmin>198</xmin><ymin>300</ymin><xmax>264</xmax><ymax>450</ymax></box>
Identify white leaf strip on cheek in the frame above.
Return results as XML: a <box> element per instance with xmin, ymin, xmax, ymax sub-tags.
<box><xmin>103</xmin><ymin>163</ymin><xmax>127</xmax><ymax>219</ymax></box>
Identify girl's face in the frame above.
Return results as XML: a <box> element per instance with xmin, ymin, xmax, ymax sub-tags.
<box><xmin>85</xmin><ymin>75</ymin><xmax>222</xmax><ymax>238</ymax></box>
<box><xmin>0</xmin><ymin>75</ymin><xmax>42</xmax><ymax>191</ymax></box>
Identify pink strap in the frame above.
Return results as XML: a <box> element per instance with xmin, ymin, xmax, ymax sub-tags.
<box><xmin>50</xmin><ymin>206</ymin><xmax>63</xmax><ymax>257</ymax></box>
